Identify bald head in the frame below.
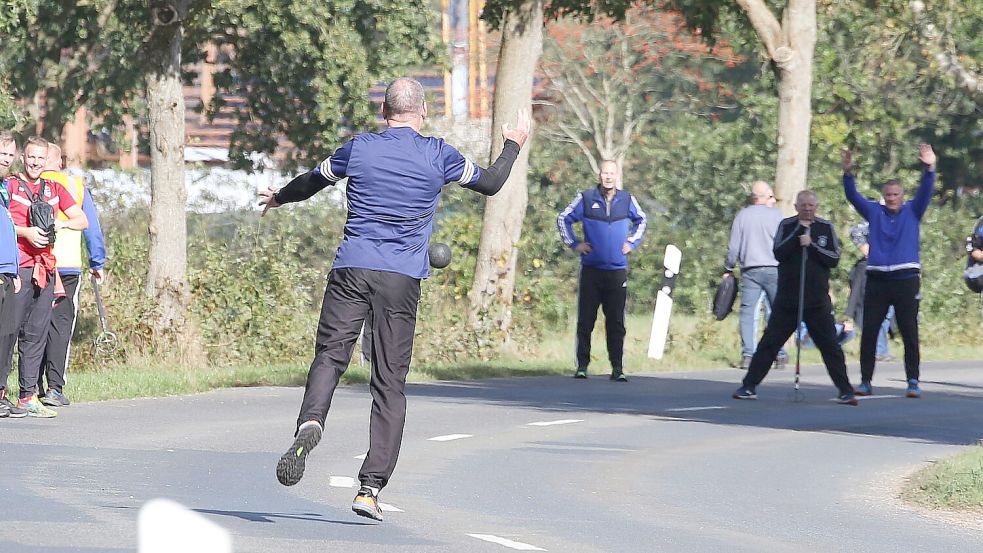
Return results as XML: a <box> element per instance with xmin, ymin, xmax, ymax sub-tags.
<box><xmin>45</xmin><ymin>142</ymin><xmax>63</xmax><ymax>171</ymax></box>
<box><xmin>750</xmin><ymin>180</ymin><xmax>773</xmax><ymax>205</ymax></box>
<box><xmin>384</xmin><ymin>78</ymin><xmax>426</xmax><ymax>120</ymax></box>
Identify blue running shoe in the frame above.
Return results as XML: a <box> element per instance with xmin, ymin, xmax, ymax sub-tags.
<box><xmin>854</xmin><ymin>381</ymin><xmax>873</xmax><ymax>396</ymax></box>
<box><xmin>906</xmin><ymin>379</ymin><xmax>921</xmax><ymax>398</ymax></box>
<box><xmin>837</xmin><ymin>392</ymin><xmax>859</xmax><ymax>406</ymax></box>
<box><xmin>732</xmin><ymin>386</ymin><xmax>757</xmax><ymax>400</ymax></box>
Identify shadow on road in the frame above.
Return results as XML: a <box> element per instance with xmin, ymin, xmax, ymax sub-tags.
<box><xmin>405</xmin><ymin>366</ymin><xmax>983</xmax><ymax>447</ymax></box>
<box><xmin>195</xmin><ymin>508</ymin><xmax>374</xmax><ymax>526</ymax></box>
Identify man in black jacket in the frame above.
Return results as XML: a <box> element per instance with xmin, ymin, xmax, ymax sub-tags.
<box><xmin>732</xmin><ymin>190</ymin><xmax>858</xmax><ymax>405</ymax></box>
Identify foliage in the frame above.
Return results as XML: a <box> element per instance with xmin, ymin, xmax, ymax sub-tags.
<box><xmin>905</xmin><ymin>445</ymin><xmax>983</xmax><ymax>511</ymax></box>
<box><xmin>540</xmin><ymin>5</ymin><xmax>746</xmax><ymax>171</ymax></box>
<box><xmin>209</xmin><ymin>0</ymin><xmax>444</xmax><ymax>169</ymax></box>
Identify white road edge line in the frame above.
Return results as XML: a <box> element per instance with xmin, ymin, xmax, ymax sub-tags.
<box><xmin>467</xmin><ymin>533</ymin><xmax>546</xmax><ymax>551</ymax></box>
<box><xmin>663</xmin><ymin>406</ymin><xmax>727</xmax><ymax>412</ymax></box>
<box><xmin>328</xmin><ymin>476</ymin><xmax>356</xmax><ymax>488</ymax></box>
<box><xmin>526</xmin><ymin>419</ymin><xmax>584</xmax><ymax>426</ymax></box>
<box><xmin>428</xmin><ymin>434</ymin><xmax>473</xmax><ymax>442</ymax></box>
<box><xmin>853</xmin><ymin>395</ymin><xmax>904</xmax><ymax>401</ymax></box>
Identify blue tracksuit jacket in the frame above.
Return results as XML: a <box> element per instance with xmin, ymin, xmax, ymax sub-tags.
<box><xmin>557</xmin><ymin>187</ymin><xmax>647</xmax><ymax>270</ymax></box>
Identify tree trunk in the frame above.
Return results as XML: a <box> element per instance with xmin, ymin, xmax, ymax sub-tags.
<box><xmin>145</xmin><ymin>1</ymin><xmax>192</xmax><ymax>331</ymax></box>
<box><xmin>737</xmin><ymin>0</ymin><xmax>816</xmax><ymax>215</ymax></box>
<box><xmin>468</xmin><ymin>0</ymin><xmax>543</xmax><ymax>345</ymax></box>
<box><xmin>772</xmin><ymin>1</ymin><xmax>816</xmax><ymax>215</ymax></box>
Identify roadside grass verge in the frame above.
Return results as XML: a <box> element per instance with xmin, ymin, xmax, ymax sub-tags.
<box><xmin>8</xmin><ymin>312</ymin><xmax>983</xmax><ymax>403</ymax></box>
<box><xmin>903</xmin><ymin>445</ymin><xmax>983</xmax><ymax>512</ymax></box>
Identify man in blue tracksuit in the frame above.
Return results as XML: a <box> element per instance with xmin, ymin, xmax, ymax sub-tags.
<box><xmin>843</xmin><ymin>144</ymin><xmax>936</xmax><ymax>398</ymax></box>
<box><xmin>558</xmin><ymin>160</ymin><xmax>647</xmax><ymax>381</ymax></box>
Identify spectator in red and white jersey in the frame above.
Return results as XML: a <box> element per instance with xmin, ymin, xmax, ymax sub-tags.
<box><xmin>0</xmin><ymin>137</ymin><xmax>87</xmax><ymax>418</ymax></box>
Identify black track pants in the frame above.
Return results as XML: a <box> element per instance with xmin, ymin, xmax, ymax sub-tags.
<box><xmin>575</xmin><ymin>266</ymin><xmax>628</xmax><ymax>371</ymax></box>
<box><xmin>743</xmin><ymin>303</ymin><xmax>853</xmax><ymax>395</ymax></box>
<box><xmin>296</xmin><ymin>267</ymin><xmax>421</xmax><ymax>491</ymax></box>
<box><xmin>860</xmin><ymin>276</ymin><xmax>920</xmax><ymax>383</ymax></box>
<box><xmin>39</xmin><ymin>273</ymin><xmax>82</xmax><ymax>393</ymax></box>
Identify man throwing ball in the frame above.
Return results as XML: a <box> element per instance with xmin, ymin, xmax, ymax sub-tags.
<box><xmin>259</xmin><ymin>77</ymin><xmax>529</xmax><ymax>521</ymax></box>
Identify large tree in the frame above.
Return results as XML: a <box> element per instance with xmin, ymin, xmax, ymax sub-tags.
<box><xmin>468</xmin><ymin>0</ymin><xmax>544</xmax><ymax>342</ymax></box>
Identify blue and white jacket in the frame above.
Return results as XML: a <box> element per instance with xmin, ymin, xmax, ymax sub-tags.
<box><xmin>844</xmin><ymin>169</ymin><xmax>935</xmax><ymax>279</ymax></box>
<box><xmin>557</xmin><ymin>187</ymin><xmax>647</xmax><ymax>270</ymax></box>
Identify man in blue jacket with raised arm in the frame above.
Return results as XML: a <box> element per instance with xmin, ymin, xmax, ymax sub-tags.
<box><xmin>558</xmin><ymin>160</ymin><xmax>647</xmax><ymax>382</ymax></box>
<box><xmin>843</xmin><ymin>144</ymin><xmax>936</xmax><ymax>399</ymax></box>
<box><xmin>259</xmin><ymin>77</ymin><xmax>529</xmax><ymax>522</ymax></box>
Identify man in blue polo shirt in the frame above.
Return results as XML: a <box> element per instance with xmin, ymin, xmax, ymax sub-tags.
<box><xmin>558</xmin><ymin>160</ymin><xmax>647</xmax><ymax>381</ymax></box>
<box><xmin>260</xmin><ymin>77</ymin><xmax>529</xmax><ymax>521</ymax></box>
<box><xmin>843</xmin><ymin>143</ymin><xmax>936</xmax><ymax>398</ymax></box>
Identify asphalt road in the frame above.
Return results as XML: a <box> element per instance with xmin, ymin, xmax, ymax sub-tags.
<box><xmin>3</xmin><ymin>360</ymin><xmax>983</xmax><ymax>552</ymax></box>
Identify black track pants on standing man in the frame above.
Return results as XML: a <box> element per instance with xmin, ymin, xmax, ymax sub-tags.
<box><xmin>39</xmin><ymin>273</ymin><xmax>81</xmax><ymax>393</ymax></box>
<box><xmin>860</xmin><ymin>276</ymin><xmax>920</xmax><ymax>383</ymax></box>
<box><xmin>575</xmin><ymin>266</ymin><xmax>627</xmax><ymax>371</ymax></box>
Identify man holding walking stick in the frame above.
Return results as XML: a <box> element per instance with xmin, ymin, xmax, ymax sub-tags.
<box><xmin>732</xmin><ymin>190</ymin><xmax>858</xmax><ymax>405</ymax></box>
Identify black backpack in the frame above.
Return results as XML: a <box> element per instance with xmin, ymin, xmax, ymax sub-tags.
<box><xmin>18</xmin><ymin>178</ymin><xmax>56</xmax><ymax>246</ymax></box>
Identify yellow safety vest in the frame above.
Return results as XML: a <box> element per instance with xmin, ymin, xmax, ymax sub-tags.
<box><xmin>41</xmin><ymin>170</ymin><xmax>86</xmax><ymax>269</ymax></box>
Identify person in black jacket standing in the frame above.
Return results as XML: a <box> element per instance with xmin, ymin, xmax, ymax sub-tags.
<box><xmin>732</xmin><ymin>190</ymin><xmax>858</xmax><ymax>405</ymax></box>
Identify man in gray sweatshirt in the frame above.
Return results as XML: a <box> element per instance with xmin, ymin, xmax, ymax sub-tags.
<box><xmin>724</xmin><ymin>181</ymin><xmax>786</xmax><ymax>369</ymax></box>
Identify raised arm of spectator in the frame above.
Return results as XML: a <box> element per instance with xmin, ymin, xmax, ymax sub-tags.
<box><xmin>842</xmin><ymin>149</ymin><xmax>874</xmax><ymax>219</ymax></box>
<box><xmin>911</xmin><ymin>143</ymin><xmax>937</xmax><ymax>218</ymax></box>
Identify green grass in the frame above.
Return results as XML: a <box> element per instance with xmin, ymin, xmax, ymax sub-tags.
<box><xmin>7</xmin><ymin>312</ymin><xmax>983</xmax><ymax>403</ymax></box>
<box><xmin>903</xmin><ymin>445</ymin><xmax>983</xmax><ymax>512</ymax></box>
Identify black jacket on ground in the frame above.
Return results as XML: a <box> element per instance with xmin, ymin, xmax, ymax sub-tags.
<box><xmin>773</xmin><ymin>216</ymin><xmax>841</xmax><ymax>309</ymax></box>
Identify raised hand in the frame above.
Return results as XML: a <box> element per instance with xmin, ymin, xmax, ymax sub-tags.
<box><xmin>842</xmin><ymin>149</ymin><xmax>854</xmax><ymax>173</ymax></box>
<box><xmin>258</xmin><ymin>186</ymin><xmax>281</xmax><ymax>217</ymax></box>
<box><xmin>502</xmin><ymin>109</ymin><xmax>531</xmax><ymax>149</ymax></box>
<box><xmin>918</xmin><ymin>143</ymin><xmax>936</xmax><ymax>169</ymax></box>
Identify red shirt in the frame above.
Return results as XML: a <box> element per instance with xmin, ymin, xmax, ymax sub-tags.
<box><xmin>3</xmin><ymin>174</ymin><xmax>77</xmax><ymax>268</ymax></box>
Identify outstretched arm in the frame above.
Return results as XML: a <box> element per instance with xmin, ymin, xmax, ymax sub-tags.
<box><xmin>259</xmin><ymin>142</ymin><xmax>352</xmax><ymax>216</ymax></box>
<box><xmin>911</xmin><ymin>143</ymin><xmax>937</xmax><ymax>218</ymax></box>
<box><xmin>468</xmin><ymin>110</ymin><xmax>531</xmax><ymax>196</ymax></box>
<box><xmin>842</xmin><ymin>149</ymin><xmax>873</xmax><ymax>219</ymax></box>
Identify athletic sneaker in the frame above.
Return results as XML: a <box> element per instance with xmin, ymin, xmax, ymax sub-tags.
<box><xmin>276</xmin><ymin>421</ymin><xmax>322</xmax><ymax>486</ymax></box>
<box><xmin>739</xmin><ymin>355</ymin><xmax>752</xmax><ymax>370</ymax></box>
<box><xmin>732</xmin><ymin>386</ymin><xmax>757</xmax><ymax>400</ymax></box>
<box><xmin>0</xmin><ymin>397</ymin><xmax>27</xmax><ymax>418</ymax></box>
<box><xmin>41</xmin><ymin>389</ymin><xmax>71</xmax><ymax>407</ymax></box>
<box><xmin>837</xmin><ymin>392</ymin><xmax>859</xmax><ymax>406</ymax></box>
<box><xmin>352</xmin><ymin>486</ymin><xmax>384</xmax><ymax>521</ymax></box>
<box><xmin>17</xmin><ymin>395</ymin><xmax>57</xmax><ymax>418</ymax></box>
<box><xmin>906</xmin><ymin>379</ymin><xmax>922</xmax><ymax>398</ymax></box>
<box><xmin>854</xmin><ymin>381</ymin><xmax>873</xmax><ymax>396</ymax></box>
<box><xmin>773</xmin><ymin>354</ymin><xmax>788</xmax><ymax>371</ymax></box>
<box><xmin>574</xmin><ymin>368</ymin><xmax>587</xmax><ymax>379</ymax></box>
<box><xmin>610</xmin><ymin>370</ymin><xmax>628</xmax><ymax>382</ymax></box>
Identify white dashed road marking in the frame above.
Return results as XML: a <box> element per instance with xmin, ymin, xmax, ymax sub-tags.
<box><xmin>328</xmin><ymin>476</ymin><xmax>355</xmax><ymax>488</ymax></box>
<box><xmin>467</xmin><ymin>534</ymin><xmax>546</xmax><ymax>551</ymax></box>
<box><xmin>354</xmin><ymin>453</ymin><xmax>366</xmax><ymax>460</ymax></box>
<box><xmin>379</xmin><ymin>502</ymin><xmax>403</xmax><ymax>513</ymax></box>
<box><xmin>526</xmin><ymin>419</ymin><xmax>584</xmax><ymax>427</ymax></box>
<box><xmin>854</xmin><ymin>395</ymin><xmax>904</xmax><ymax>401</ymax></box>
<box><xmin>663</xmin><ymin>406</ymin><xmax>727</xmax><ymax>412</ymax></box>
<box><xmin>428</xmin><ymin>434</ymin><xmax>473</xmax><ymax>442</ymax></box>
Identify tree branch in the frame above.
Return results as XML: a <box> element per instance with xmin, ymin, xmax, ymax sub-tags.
<box><xmin>909</xmin><ymin>0</ymin><xmax>983</xmax><ymax>102</ymax></box>
<box><xmin>735</xmin><ymin>0</ymin><xmax>785</xmax><ymax>61</ymax></box>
